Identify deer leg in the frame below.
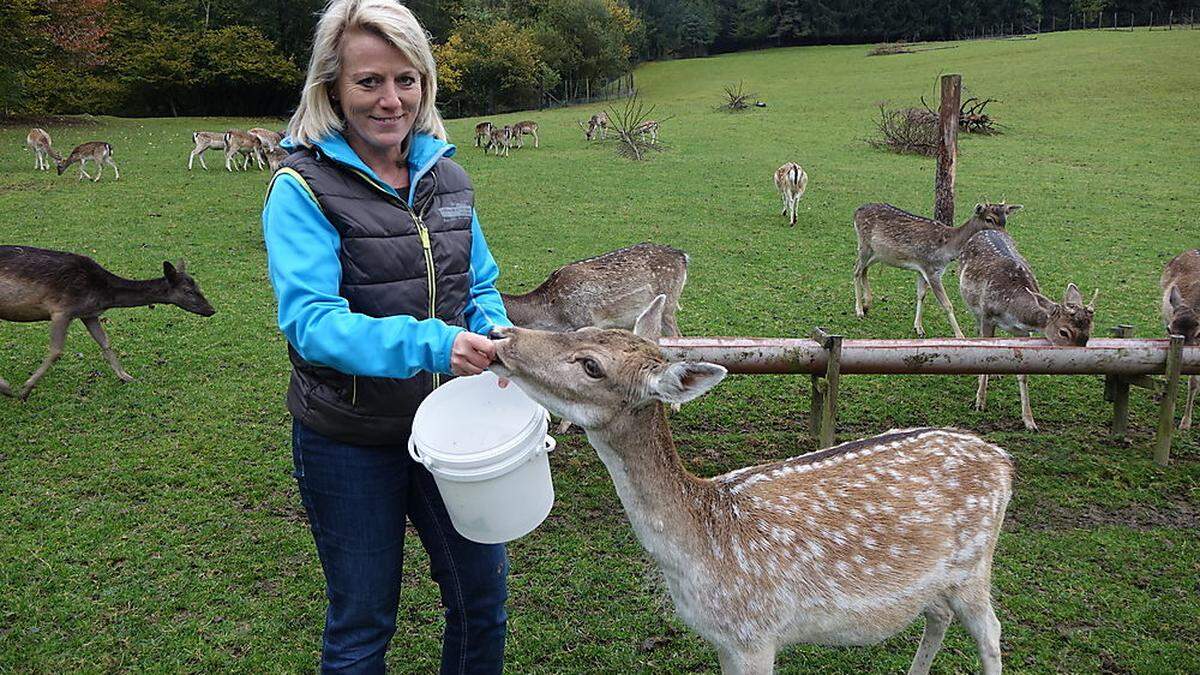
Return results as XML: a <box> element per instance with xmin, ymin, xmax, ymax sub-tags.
<box><xmin>1179</xmin><ymin>375</ymin><xmax>1197</xmax><ymax>430</ymax></box>
<box><xmin>20</xmin><ymin>315</ymin><xmax>71</xmax><ymax>400</ymax></box>
<box><xmin>908</xmin><ymin>603</ymin><xmax>953</xmax><ymax>675</ymax></box>
<box><xmin>533</xmin><ymin>130</ymin><xmax>539</xmax><ymax>148</ymax></box>
<box><xmin>789</xmin><ymin>196</ymin><xmax>797</xmax><ymax>226</ymax></box>
<box><xmin>107</xmin><ymin>157</ymin><xmax>119</xmax><ymax>180</ymax></box>
<box><xmin>949</xmin><ymin>592</ymin><xmax>1003</xmax><ymax>675</ymax></box>
<box><xmin>93</xmin><ymin>160</ymin><xmax>103</xmax><ymax>182</ymax></box>
<box><xmin>0</xmin><ymin>375</ymin><xmax>11</xmax><ymax>396</ymax></box>
<box><xmin>198</xmin><ymin>151</ymin><xmax>209</xmax><ymax>170</ymax></box>
<box><xmin>78</xmin><ymin>159</ymin><xmax>92</xmax><ymax>181</ymax></box>
<box><xmin>928</xmin><ymin>274</ymin><xmax>965</xmax><ymax>338</ymax></box>
<box><xmin>854</xmin><ymin>255</ymin><xmax>872</xmax><ymax>317</ymax></box>
<box><xmin>225</xmin><ymin>149</ymin><xmax>235</xmax><ymax>172</ymax></box>
<box><xmin>914</xmin><ymin>275</ymin><xmax>930</xmax><ymax>338</ymax></box>
<box><xmin>780</xmin><ymin>192</ymin><xmax>789</xmax><ymax>216</ymax></box>
<box><xmin>716</xmin><ymin>644</ymin><xmax>775</xmax><ymax>675</ymax></box>
<box><xmin>188</xmin><ymin>150</ymin><xmax>196</xmax><ymax>170</ymax></box>
<box><xmin>975</xmin><ymin>321</ymin><xmax>995</xmax><ymax>410</ymax></box>
<box><xmin>82</xmin><ymin>317</ymin><xmax>133</xmax><ymax>382</ymax></box>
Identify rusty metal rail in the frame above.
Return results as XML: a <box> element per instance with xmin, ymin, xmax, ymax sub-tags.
<box><xmin>658</xmin><ymin>329</ymin><xmax>1197</xmax><ymax>465</ymax></box>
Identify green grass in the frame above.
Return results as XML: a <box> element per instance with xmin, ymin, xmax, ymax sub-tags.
<box><xmin>1</xmin><ymin>28</ymin><xmax>1198</xmax><ymax>673</ymax></box>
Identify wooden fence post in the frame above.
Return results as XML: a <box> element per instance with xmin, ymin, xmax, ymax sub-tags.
<box><xmin>1107</xmin><ymin>325</ymin><xmax>1135</xmax><ymax>439</ymax></box>
<box><xmin>1154</xmin><ymin>335</ymin><xmax>1185</xmax><ymax>465</ymax></box>
<box><xmin>934</xmin><ymin>74</ymin><xmax>962</xmax><ymax>226</ymax></box>
<box><xmin>809</xmin><ymin>329</ymin><xmax>843</xmax><ymax>449</ymax></box>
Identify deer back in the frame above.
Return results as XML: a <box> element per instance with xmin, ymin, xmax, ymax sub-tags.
<box><xmin>27</xmin><ymin>128</ymin><xmax>51</xmax><ymax>150</ymax></box>
<box><xmin>1162</xmin><ymin>249</ymin><xmax>1200</xmax><ymax>344</ymax></box>
<box><xmin>0</xmin><ymin>246</ymin><xmax>124</xmax><ymax>320</ymax></box>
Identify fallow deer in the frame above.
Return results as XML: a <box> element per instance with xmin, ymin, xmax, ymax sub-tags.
<box><xmin>958</xmin><ymin>229</ymin><xmax>1097</xmax><ymax>431</ymax></box>
<box><xmin>56</xmin><ymin>141</ymin><xmax>120</xmax><ymax>182</ymax></box>
<box><xmin>486</xmin><ymin>126</ymin><xmax>512</xmax><ymax>157</ymax></box>
<box><xmin>1161</xmin><ymin>249</ymin><xmax>1200</xmax><ymax>429</ymax></box>
<box><xmin>265</xmin><ymin>146</ymin><xmax>290</xmax><ymax>174</ymax></box>
<box><xmin>0</xmin><ymin>246</ymin><xmax>215</xmax><ymax>400</ymax></box>
<box><xmin>249</xmin><ymin>127</ymin><xmax>283</xmax><ymax>166</ymax></box>
<box><xmin>501</xmin><ymin>243</ymin><xmax>688</xmax><ymax>337</ymax></box>
<box><xmin>224</xmin><ymin>130</ymin><xmax>264</xmax><ymax>171</ymax></box>
<box><xmin>188</xmin><ymin>131</ymin><xmax>226</xmax><ymax>170</ymax></box>
<box><xmin>773</xmin><ymin>162</ymin><xmax>808</xmax><ymax>226</ymax></box>
<box><xmin>511</xmin><ymin>120</ymin><xmax>540</xmax><ymax>148</ymax></box>
<box><xmin>853</xmin><ymin>202</ymin><xmax>1022</xmax><ymax>338</ymax></box>
<box><xmin>579</xmin><ymin>112</ymin><xmax>609</xmax><ymax>141</ymax></box>
<box><xmin>634</xmin><ymin>119</ymin><xmax>660</xmax><ymax>144</ymax></box>
<box><xmin>26</xmin><ymin>128</ymin><xmax>60</xmax><ymax>171</ymax></box>
<box><xmin>489</xmin><ymin>296</ymin><xmax>1013</xmax><ymax>675</ymax></box>
<box><xmin>474</xmin><ymin>121</ymin><xmax>494</xmax><ymax>148</ymax></box>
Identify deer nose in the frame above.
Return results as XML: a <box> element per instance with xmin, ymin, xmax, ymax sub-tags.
<box><xmin>490</xmin><ymin>326</ymin><xmax>515</xmax><ymax>340</ymax></box>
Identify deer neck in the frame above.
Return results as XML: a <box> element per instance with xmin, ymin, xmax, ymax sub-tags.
<box><xmin>584</xmin><ymin>403</ymin><xmax>711</xmax><ymax>566</ymax></box>
<box><xmin>940</xmin><ymin>218</ymin><xmax>995</xmax><ymax>258</ymax></box>
<box><xmin>500</xmin><ymin>291</ymin><xmax>547</xmax><ymax>328</ymax></box>
<box><xmin>106</xmin><ymin>276</ymin><xmax>172</xmax><ymax>310</ymax></box>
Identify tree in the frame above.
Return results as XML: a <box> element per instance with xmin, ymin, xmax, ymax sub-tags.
<box><xmin>0</xmin><ymin>0</ymin><xmax>39</xmax><ymax>114</ymax></box>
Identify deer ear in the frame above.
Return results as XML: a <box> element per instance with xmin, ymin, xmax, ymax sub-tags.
<box><xmin>1004</xmin><ymin>204</ymin><xmax>1023</xmax><ymax>214</ymax></box>
<box><xmin>1063</xmin><ymin>283</ymin><xmax>1083</xmax><ymax>306</ymax></box>
<box><xmin>1169</xmin><ymin>285</ymin><xmax>1185</xmax><ymax>310</ymax></box>
<box><xmin>650</xmin><ymin>362</ymin><xmax>727</xmax><ymax>405</ymax></box>
<box><xmin>163</xmin><ymin>261</ymin><xmax>178</xmax><ymax>282</ymax></box>
<box><xmin>633</xmin><ymin>295</ymin><xmax>667</xmax><ymax>341</ymax></box>
<box><xmin>1026</xmin><ymin>288</ymin><xmax>1057</xmax><ymax>314</ymax></box>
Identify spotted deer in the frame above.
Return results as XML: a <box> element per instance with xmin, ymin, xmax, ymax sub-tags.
<box><xmin>248</xmin><ymin>127</ymin><xmax>283</xmax><ymax>166</ymax></box>
<box><xmin>634</xmin><ymin>119</ymin><xmax>659</xmax><ymax>144</ymax></box>
<box><xmin>958</xmin><ymin>229</ymin><xmax>1097</xmax><ymax>431</ymax></box>
<box><xmin>489</xmin><ymin>296</ymin><xmax>1013</xmax><ymax>675</ymax></box>
<box><xmin>0</xmin><ymin>246</ymin><xmax>215</xmax><ymax>400</ymax></box>
<box><xmin>224</xmin><ymin>130</ymin><xmax>264</xmax><ymax>171</ymax></box>
<box><xmin>56</xmin><ymin>141</ymin><xmax>120</xmax><ymax>182</ymax></box>
<box><xmin>187</xmin><ymin>131</ymin><xmax>226</xmax><ymax>170</ymax></box>
<box><xmin>26</xmin><ymin>128</ymin><xmax>60</xmax><ymax>171</ymax></box>
<box><xmin>474</xmin><ymin>121</ymin><xmax>494</xmax><ymax>148</ymax></box>
<box><xmin>773</xmin><ymin>162</ymin><xmax>808</xmax><ymax>226</ymax></box>
<box><xmin>486</xmin><ymin>126</ymin><xmax>512</xmax><ymax>157</ymax></box>
<box><xmin>854</xmin><ymin>203</ymin><xmax>1022</xmax><ymax>338</ymax></box>
<box><xmin>579</xmin><ymin>112</ymin><xmax>609</xmax><ymax>140</ymax></box>
<box><xmin>511</xmin><ymin>120</ymin><xmax>540</xmax><ymax>148</ymax></box>
<box><xmin>1161</xmin><ymin>249</ymin><xmax>1200</xmax><ymax>429</ymax></box>
<box><xmin>265</xmin><ymin>146</ymin><xmax>290</xmax><ymax>173</ymax></box>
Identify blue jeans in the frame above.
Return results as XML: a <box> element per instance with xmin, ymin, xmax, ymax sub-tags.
<box><xmin>291</xmin><ymin>420</ymin><xmax>508</xmax><ymax>674</ymax></box>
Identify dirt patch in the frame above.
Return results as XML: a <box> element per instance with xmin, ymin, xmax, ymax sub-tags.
<box><xmin>1005</xmin><ymin>497</ymin><xmax>1199</xmax><ymax>531</ymax></box>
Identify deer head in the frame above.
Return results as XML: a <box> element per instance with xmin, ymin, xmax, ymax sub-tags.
<box><xmin>163</xmin><ymin>260</ymin><xmax>217</xmax><ymax>317</ymax></box>
<box><xmin>491</xmin><ymin>296</ymin><xmax>726</xmax><ymax>430</ymax></box>
<box><xmin>1028</xmin><ymin>283</ymin><xmax>1096</xmax><ymax>346</ymax></box>
<box><xmin>1167</xmin><ymin>286</ymin><xmax>1200</xmax><ymax>345</ymax></box>
<box><xmin>970</xmin><ymin>202</ymin><xmax>1023</xmax><ymax>229</ymax></box>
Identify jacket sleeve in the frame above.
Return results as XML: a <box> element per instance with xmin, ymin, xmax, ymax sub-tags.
<box><xmin>463</xmin><ymin>209</ymin><xmax>513</xmax><ymax>336</ymax></box>
<box><xmin>262</xmin><ymin>173</ymin><xmax>464</xmax><ymax>377</ymax></box>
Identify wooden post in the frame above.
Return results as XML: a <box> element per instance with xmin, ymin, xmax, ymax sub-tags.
<box><xmin>934</xmin><ymin>74</ymin><xmax>961</xmax><ymax>226</ymax></box>
<box><xmin>809</xmin><ymin>329</ymin><xmax>843</xmax><ymax>449</ymax></box>
<box><xmin>1108</xmin><ymin>325</ymin><xmax>1134</xmax><ymax>439</ymax></box>
<box><xmin>1169</xmin><ymin>10</ymin><xmax>1173</xmax><ymax>29</ymax></box>
<box><xmin>1154</xmin><ymin>335</ymin><xmax>1185</xmax><ymax>465</ymax></box>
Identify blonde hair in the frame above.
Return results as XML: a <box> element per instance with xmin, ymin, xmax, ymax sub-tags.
<box><xmin>288</xmin><ymin>0</ymin><xmax>447</xmax><ymax>148</ymax></box>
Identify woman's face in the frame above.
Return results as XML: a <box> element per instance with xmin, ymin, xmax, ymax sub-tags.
<box><xmin>334</xmin><ymin>27</ymin><xmax>422</xmax><ymax>160</ymax></box>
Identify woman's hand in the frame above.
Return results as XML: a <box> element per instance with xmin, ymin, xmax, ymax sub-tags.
<box><xmin>451</xmin><ymin>332</ymin><xmax>497</xmax><ymax>377</ymax></box>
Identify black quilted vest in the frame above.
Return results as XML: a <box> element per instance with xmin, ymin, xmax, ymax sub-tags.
<box><xmin>278</xmin><ymin>147</ymin><xmax>474</xmax><ymax>445</ymax></box>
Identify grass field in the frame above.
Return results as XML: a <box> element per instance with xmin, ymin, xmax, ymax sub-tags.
<box><xmin>1</xmin><ymin>28</ymin><xmax>1198</xmax><ymax>673</ymax></box>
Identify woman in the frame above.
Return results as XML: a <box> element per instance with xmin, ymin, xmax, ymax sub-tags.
<box><xmin>262</xmin><ymin>1</ymin><xmax>511</xmax><ymax>672</ymax></box>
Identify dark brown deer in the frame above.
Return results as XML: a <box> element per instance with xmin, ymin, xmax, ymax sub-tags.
<box><xmin>474</xmin><ymin>121</ymin><xmax>493</xmax><ymax>148</ymax></box>
<box><xmin>1162</xmin><ymin>249</ymin><xmax>1200</xmax><ymax>429</ymax></box>
<box><xmin>489</xmin><ymin>296</ymin><xmax>1012</xmax><ymax>675</ymax></box>
<box><xmin>56</xmin><ymin>141</ymin><xmax>120</xmax><ymax>182</ymax></box>
<box><xmin>0</xmin><ymin>246</ymin><xmax>216</xmax><ymax>400</ymax></box>
<box><xmin>853</xmin><ymin>202</ymin><xmax>1022</xmax><ymax>338</ymax></box>
<box><xmin>958</xmin><ymin>228</ymin><xmax>1097</xmax><ymax>430</ymax></box>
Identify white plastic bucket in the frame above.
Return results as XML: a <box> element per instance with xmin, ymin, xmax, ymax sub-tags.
<box><xmin>408</xmin><ymin>371</ymin><xmax>556</xmax><ymax>544</ymax></box>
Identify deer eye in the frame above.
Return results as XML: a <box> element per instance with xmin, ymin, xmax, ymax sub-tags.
<box><xmin>580</xmin><ymin>358</ymin><xmax>604</xmax><ymax>379</ymax></box>
<box><xmin>1058</xmin><ymin>328</ymin><xmax>1071</xmax><ymax>338</ymax></box>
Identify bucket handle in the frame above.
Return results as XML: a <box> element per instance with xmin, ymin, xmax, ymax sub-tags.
<box><xmin>540</xmin><ymin>435</ymin><xmax>556</xmax><ymax>454</ymax></box>
<box><xmin>407</xmin><ymin>436</ymin><xmax>433</xmax><ymax>467</ymax></box>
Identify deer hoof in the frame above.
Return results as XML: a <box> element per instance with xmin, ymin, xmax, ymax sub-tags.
<box><xmin>118</xmin><ymin>373</ymin><xmax>135</xmax><ymax>383</ymax></box>
<box><xmin>18</xmin><ymin>388</ymin><xmax>33</xmax><ymax>401</ymax></box>
<box><xmin>1023</xmin><ymin>420</ymin><xmax>1039</xmax><ymax>432</ymax></box>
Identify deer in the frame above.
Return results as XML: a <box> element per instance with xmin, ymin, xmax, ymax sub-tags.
<box><xmin>489</xmin><ymin>295</ymin><xmax>1013</xmax><ymax>675</ymax></box>
<box><xmin>26</xmin><ymin>128</ymin><xmax>60</xmax><ymax>171</ymax></box>
<box><xmin>224</xmin><ymin>130</ymin><xmax>264</xmax><ymax>171</ymax></box>
<box><xmin>265</xmin><ymin>146</ymin><xmax>290</xmax><ymax>173</ymax></box>
<box><xmin>579</xmin><ymin>112</ymin><xmax>609</xmax><ymax>140</ymax></box>
<box><xmin>853</xmin><ymin>202</ymin><xmax>1022</xmax><ymax>339</ymax></box>
<box><xmin>773</xmin><ymin>162</ymin><xmax>808</xmax><ymax>226</ymax></box>
<box><xmin>56</xmin><ymin>141</ymin><xmax>120</xmax><ymax>182</ymax></box>
<box><xmin>474</xmin><ymin>121</ymin><xmax>494</xmax><ymax>148</ymax></box>
<box><xmin>0</xmin><ymin>246</ymin><xmax>216</xmax><ymax>400</ymax></box>
<box><xmin>485</xmin><ymin>126</ymin><xmax>512</xmax><ymax>157</ymax></box>
<box><xmin>1161</xmin><ymin>249</ymin><xmax>1200</xmax><ymax>429</ymax></box>
<box><xmin>248</xmin><ymin>127</ymin><xmax>283</xmax><ymax>166</ymax></box>
<box><xmin>634</xmin><ymin>119</ymin><xmax>660</xmax><ymax>144</ymax></box>
<box><xmin>958</xmin><ymin>228</ymin><xmax>1097</xmax><ymax>431</ymax></box>
<box><xmin>511</xmin><ymin>120</ymin><xmax>540</xmax><ymax>148</ymax></box>
<box><xmin>187</xmin><ymin>131</ymin><xmax>226</xmax><ymax>170</ymax></box>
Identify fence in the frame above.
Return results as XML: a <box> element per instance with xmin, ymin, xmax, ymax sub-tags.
<box><xmin>660</xmin><ymin>328</ymin><xmax>1199</xmax><ymax>465</ymax></box>
<box><xmin>956</xmin><ymin>9</ymin><xmax>1197</xmax><ymax>40</ymax></box>
<box><xmin>540</xmin><ymin>72</ymin><xmax>635</xmax><ymax>111</ymax></box>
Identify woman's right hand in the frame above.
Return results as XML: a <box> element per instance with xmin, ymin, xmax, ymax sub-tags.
<box><xmin>450</xmin><ymin>331</ymin><xmax>497</xmax><ymax>377</ymax></box>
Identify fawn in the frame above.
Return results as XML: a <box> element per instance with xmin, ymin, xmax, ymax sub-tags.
<box><xmin>1162</xmin><ymin>249</ymin><xmax>1200</xmax><ymax>428</ymax></box>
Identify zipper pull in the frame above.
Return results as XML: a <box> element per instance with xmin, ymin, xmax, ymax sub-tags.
<box><xmin>416</xmin><ymin>220</ymin><xmax>431</xmax><ymax>249</ymax></box>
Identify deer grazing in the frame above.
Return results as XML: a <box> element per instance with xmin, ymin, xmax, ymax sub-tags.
<box><xmin>773</xmin><ymin>162</ymin><xmax>808</xmax><ymax>226</ymax></box>
<box><xmin>958</xmin><ymin>228</ymin><xmax>1096</xmax><ymax>431</ymax></box>
<box><xmin>511</xmin><ymin>120</ymin><xmax>540</xmax><ymax>148</ymax></box>
<box><xmin>579</xmin><ymin>112</ymin><xmax>609</xmax><ymax>141</ymax></box>
<box><xmin>474</xmin><ymin>121</ymin><xmax>494</xmax><ymax>148</ymax></box>
<box><xmin>853</xmin><ymin>202</ymin><xmax>1022</xmax><ymax>338</ymax></box>
<box><xmin>248</xmin><ymin>127</ymin><xmax>283</xmax><ymax>165</ymax></box>
<box><xmin>1162</xmin><ymin>249</ymin><xmax>1200</xmax><ymax>429</ymax></box>
<box><xmin>490</xmin><ymin>296</ymin><xmax>1013</xmax><ymax>675</ymax></box>
<box><xmin>224</xmin><ymin>130</ymin><xmax>264</xmax><ymax>171</ymax></box>
<box><xmin>486</xmin><ymin>126</ymin><xmax>512</xmax><ymax>157</ymax></box>
<box><xmin>265</xmin><ymin>146</ymin><xmax>290</xmax><ymax>173</ymax></box>
<box><xmin>188</xmin><ymin>131</ymin><xmax>226</xmax><ymax>170</ymax></box>
<box><xmin>56</xmin><ymin>141</ymin><xmax>120</xmax><ymax>182</ymax></box>
<box><xmin>26</xmin><ymin>128</ymin><xmax>60</xmax><ymax>171</ymax></box>
<box><xmin>501</xmin><ymin>243</ymin><xmax>687</xmax><ymax>337</ymax></box>
<box><xmin>634</xmin><ymin>119</ymin><xmax>660</xmax><ymax>144</ymax></box>
<box><xmin>0</xmin><ymin>246</ymin><xmax>215</xmax><ymax>400</ymax></box>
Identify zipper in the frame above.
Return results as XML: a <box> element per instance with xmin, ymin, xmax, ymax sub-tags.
<box><xmin>351</xmin><ymin>376</ymin><xmax>358</xmax><ymax>406</ymax></box>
